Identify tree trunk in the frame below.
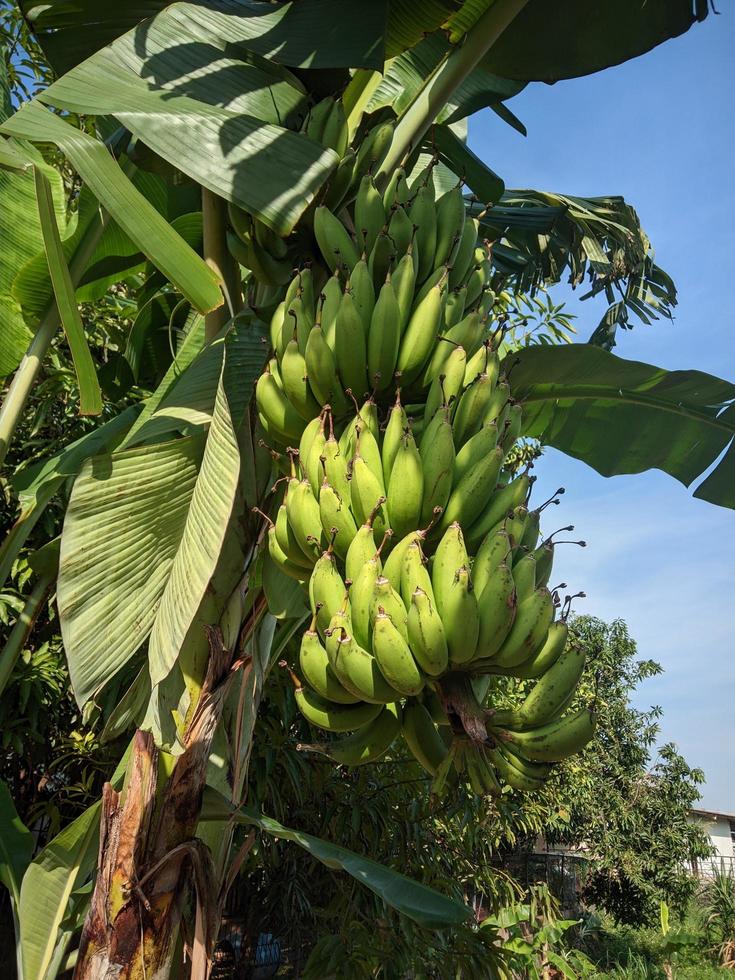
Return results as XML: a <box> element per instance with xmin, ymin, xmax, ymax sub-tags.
<box><xmin>74</xmin><ymin>630</ymin><xmax>233</xmax><ymax>979</ymax></box>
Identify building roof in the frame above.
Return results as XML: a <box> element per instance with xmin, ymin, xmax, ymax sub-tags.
<box><xmin>691</xmin><ymin>807</ymin><xmax>735</xmax><ymax>822</ymax></box>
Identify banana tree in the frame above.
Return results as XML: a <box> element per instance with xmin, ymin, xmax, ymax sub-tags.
<box><xmin>0</xmin><ymin>0</ymin><xmax>728</xmax><ymax>976</ymax></box>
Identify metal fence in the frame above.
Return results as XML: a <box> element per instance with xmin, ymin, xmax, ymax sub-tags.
<box><xmin>692</xmin><ymin>854</ymin><xmax>735</xmax><ymax>879</ymax></box>
<box><xmin>500</xmin><ymin>851</ymin><xmax>589</xmax><ymax>913</ymax></box>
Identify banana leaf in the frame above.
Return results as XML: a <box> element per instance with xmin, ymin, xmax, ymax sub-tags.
<box><xmin>200</xmin><ymin>788</ymin><xmax>471</xmax><ymax>929</ymax></box>
<box><xmin>0</xmin><ymin>781</ymin><xmax>33</xmax><ymax>976</ymax></box>
<box><xmin>510</xmin><ymin>344</ymin><xmax>735</xmax><ymax>509</ymax></box>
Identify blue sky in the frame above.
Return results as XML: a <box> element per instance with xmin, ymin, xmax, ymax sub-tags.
<box><xmin>470</xmin><ymin>11</ymin><xmax>735</xmax><ymax>812</ymax></box>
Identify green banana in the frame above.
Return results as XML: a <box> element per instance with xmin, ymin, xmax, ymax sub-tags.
<box><xmin>491</xmin><ymin>587</ymin><xmax>555</xmax><ymax>669</ymax></box>
<box><xmin>431</xmin><ymin>522</ymin><xmax>469</xmax><ymax>614</ymax></box>
<box><xmin>452</xmin><ymin>369</ymin><xmax>497</xmax><ymax>447</ymax></box>
<box><xmin>305</xmin><ymin>323</ymin><xmax>347</xmax><ymax>413</ymax></box>
<box><xmin>255</xmin><ymin>370</ymin><xmax>306</xmax><ymax>445</ymax></box>
<box><xmin>382</xmin><ymin>392</ymin><xmax>408</xmax><ymax>486</ymax></box>
<box><xmin>497</xmin><ymin>707</ymin><xmax>596</xmax><ymax>762</ymax></box>
<box><xmin>320</xmin><ymin>272</ymin><xmax>342</xmax><ymax>350</ymax></box>
<box><xmin>409</xmin><ymin>183</ymin><xmax>437</xmax><ymax>283</ymax></box>
<box><xmin>434</xmin><ymin>183</ymin><xmax>465</xmax><ymax>268</ymax></box>
<box><xmin>392</xmin><ymin>248</ymin><xmax>417</xmax><ymax>334</ymax></box>
<box><xmin>354</xmin><ymin>174</ymin><xmax>386</xmax><ymax>254</ymax></box>
<box><xmin>515</xmin><ymin>643</ymin><xmax>585</xmax><ymax>728</ymax></box>
<box><xmin>313</xmin><ymin>205</ymin><xmax>360</xmax><ymax>273</ymax></box>
<box><xmin>419</xmin><ymin>407</ymin><xmax>456</xmax><ymax>524</ymax></box>
<box><xmin>280</xmin><ymin>295</ymin><xmax>313</xmax><ymax>356</ymax></box>
<box><xmin>275</xmin><ymin>503</ymin><xmax>313</xmax><ymax>569</ymax></box>
<box><xmin>351</xmin><ymin>119</ymin><xmax>394</xmax><ymax>185</ymax></box>
<box><xmin>303</xmin><ymin>703</ymin><xmax>401</xmax><ymax>766</ymax></box>
<box><xmin>319</xmin><ymin>481</ymin><xmax>358</xmax><ymax>560</ymax></box>
<box><xmin>330</xmin><ymin>630</ymin><xmax>403</xmax><ymax>704</ymax></box>
<box><xmin>397</xmin><ymin>282</ymin><xmax>445</xmax><ymax>387</ymax></box>
<box><xmin>387</xmin><ymin>429</ymin><xmax>424</xmax><ymax>540</ymax></box>
<box><xmin>444</xmin><ymin>287</ymin><xmax>468</xmax><ymax>328</ymax></box>
<box><xmin>512</xmin><ymin>553</ymin><xmax>537</xmax><ymax>605</ymax></box>
<box><xmin>465</xmin><ymin>474</ymin><xmax>530</xmax><ymax>551</ymax></box>
<box><xmin>322</xmin><ymin>430</ymin><xmax>350</xmax><ymax>503</ymax></box>
<box><xmin>382</xmin><ymin>528</ymin><xmax>426</xmax><ymax>586</ymax></box>
<box><xmin>401</xmin><ymin>700</ymin><xmax>448</xmax><ymax>775</ymax></box>
<box><xmin>369</xmin><ymin>576</ymin><xmax>408</xmax><ymax>639</ymax></box>
<box><xmin>474</xmin><ymin>559</ymin><xmax>516</xmax><ymax>663</ymax></box>
<box><xmin>282</xmin><ymin>334</ymin><xmax>321</xmax><ymax>423</ymax></box>
<box><xmin>350</xmin><ymin>454</ymin><xmax>389</xmax><ymax>536</ymax></box>
<box><xmin>302</xmin><ymin>414</ymin><xmax>327</xmax><ymax>493</ymax></box>
<box><xmin>497</xmin><ymin>621</ymin><xmax>569</xmax><ymax>679</ymax></box>
<box><xmin>309</xmin><ymin>546</ymin><xmax>346</xmax><ymax>635</ymax></box>
<box><xmin>449</xmin><ymin>217</ymin><xmax>479</xmax><ymax>290</ymax></box>
<box><xmin>368</xmin><ymin>230</ymin><xmax>394</xmax><ymax>291</ymax></box>
<box><xmin>453</xmin><ymin>423</ymin><xmax>499</xmax><ymax>486</ymax></box>
<box><xmin>294</xmin><ymin>683</ymin><xmax>383</xmax><ymax>733</ymax></box>
<box><xmin>472</xmin><ymin>526</ymin><xmax>512</xmax><ymax>597</ymax></box>
<box><xmin>368</xmin><ymin>275</ymin><xmax>401</xmax><ymax>391</ymax></box>
<box><xmin>439</xmin><ymin>444</ymin><xmax>504</xmax><ymax>532</ymax></box>
<box><xmin>347</xmin><ymin>257</ymin><xmax>375</xmax><ymax>334</ymax></box>
<box><xmin>424</xmin><ymin>310</ymin><xmax>484</xmax><ymax>385</ymax></box>
<box><xmin>442</xmin><ymin>565</ymin><xmax>480</xmax><ymax>665</ymax></box>
<box><xmin>372</xmin><ymin>609</ymin><xmax>424</xmax><ymax>696</ymax></box>
<box><xmin>406</xmin><ymin>587</ymin><xmax>448</xmax><ymax>677</ymax></box>
<box><xmin>286</xmin><ymin>478</ymin><xmax>324</xmax><ymax>562</ymax></box>
<box><xmin>335</xmin><ymin>290</ymin><xmax>369</xmax><ymax>398</ymax></box>
<box><xmin>400</xmin><ymin>540</ymin><xmax>434</xmax><ymax>606</ymax></box>
<box><xmin>423</xmin><ymin>345</ymin><xmax>467</xmax><ymax>424</ymax></box>
<box><xmin>488</xmin><ymin>745</ymin><xmax>547</xmax><ymax>792</ymax></box>
<box><xmin>345</xmin><ymin>504</ymin><xmax>385</xmax><ymax>584</ymax></box>
<box><xmin>300</xmin><ymin>619</ymin><xmax>359</xmax><ymax>704</ymax></box>
<box><xmin>388</xmin><ymin>204</ymin><xmax>413</xmax><ymax>257</ymax></box>
<box><xmin>267</xmin><ymin>526</ymin><xmax>307</xmax><ymax>581</ymax></box>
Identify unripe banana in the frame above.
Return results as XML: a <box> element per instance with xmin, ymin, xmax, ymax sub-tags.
<box><xmin>302</xmin><ymin>415</ymin><xmax>327</xmax><ymax>493</ymax></box>
<box><xmin>491</xmin><ymin>587</ymin><xmax>555</xmax><ymax>669</ymax></box>
<box><xmin>400</xmin><ymin>541</ymin><xmax>434</xmax><ymax>606</ymax></box>
<box><xmin>392</xmin><ymin>248</ymin><xmax>417</xmax><ymax>334</ymax></box>
<box><xmin>355</xmin><ymin>425</ymin><xmax>384</xmax><ymax>488</ymax></box>
<box><xmin>382</xmin><ymin>167</ymin><xmax>406</xmax><ymax>210</ymax></box>
<box><xmin>452</xmin><ymin>369</ymin><xmax>497</xmax><ymax>447</ymax></box>
<box><xmin>439</xmin><ymin>444</ymin><xmax>504</xmax><ymax>532</ymax></box>
<box><xmin>495</xmin><ymin>621</ymin><xmax>568</xmax><ymax>679</ymax></box>
<box><xmin>319</xmin><ymin>481</ymin><xmax>358</xmax><ymax>560</ymax></box>
<box><xmin>520</xmin><ymin>508</ymin><xmax>541</xmax><ymax>553</ymax></box>
<box><xmin>300</xmin><ymin>619</ymin><xmax>360</xmax><ymax>704</ymax></box>
<box><xmin>352</xmin><ymin>119</ymin><xmax>394</xmax><ymax>185</ymax></box>
<box><xmin>320</xmin><ymin>272</ymin><xmax>342</xmax><ymax>350</ymax></box>
<box><xmin>322</xmin><ymin>431</ymin><xmax>350</xmax><ymax>503</ymax></box>
<box><xmin>407</xmin><ymin>587</ymin><xmax>448</xmax><ymax>677</ymax></box>
<box><xmin>387</xmin><ymin>429</ymin><xmax>424</xmax><ymax>540</ymax></box>
<box><xmin>294</xmin><ymin>683</ymin><xmax>383</xmax><ymax>733</ymax></box>
<box><xmin>369</xmin><ymin>577</ymin><xmax>408</xmax><ymax>640</ymax></box>
<box><xmin>330</xmin><ymin>632</ymin><xmax>403</xmax><ymax>704</ymax></box>
<box><xmin>423</xmin><ymin>310</ymin><xmax>484</xmax><ymax>385</ymax></box>
<box><xmin>350</xmin><ymin>455</ymin><xmax>389</xmax><ymax>537</ymax></box>
<box><xmin>302</xmin><ymin>703</ymin><xmax>401</xmax><ymax>766</ymax></box>
<box><xmin>434</xmin><ymin>183</ymin><xmax>465</xmax><ymax>269</ymax></box>
<box><xmin>409</xmin><ymin>184</ymin><xmax>437</xmax><ymax>283</ymax></box>
<box><xmin>419</xmin><ymin>407</ymin><xmax>456</xmax><ymax>525</ymax></box>
<box><xmin>488</xmin><ymin>745</ymin><xmax>547</xmax><ymax>792</ymax></box>
<box><xmin>282</xmin><ymin>336</ymin><xmax>321</xmax><ymax>422</ymax></box>
<box><xmin>382</xmin><ymin>392</ymin><xmax>408</xmax><ymax>486</ymax></box>
<box><xmin>382</xmin><ymin>528</ymin><xmax>426</xmax><ymax>586</ymax></box>
<box><xmin>372</xmin><ymin>609</ymin><xmax>424</xmax><ymax>696</ymax></box>
<box><xmin>442</xmin><ymin>565</ymin><xmax>480</xmax><ymax>665</ymax></box>
<box><xmin>303</xmin><ymin>96</ymin><xmax>336</xmax><ymax>145</ymax></box>
<box><xmin>309</xmin><ymin>547</ymin><xmax>346</xmax><ymax>635</ymax></box>
<box><xmin>474</xmin><ymin>560</ymin><xmax>516</xmax><ymax>663</ymax></box>
<box><xmin>348</xmin><ymin>257</ymin><xmax>375</xmax><ymax>334</ymax></box>
<box><xmin>388</xmin><ymin>204</ymin><xmax>413</xmax><ymax>257</ymax></box>
<box><xmin>449</xmin><ymin>217</ymin><xmax>479</xmax><ymax>290</ymax></box>
<box><xmin>275</xmin><ymin>503</ymin><xmax>313</xmax><ymax>569</ymax></box>
<box><xmin>354</xmin><ymin>174</ymin><xmax>386</xmax><ymax>255</ymax></box>
<box><xmin>255</xmin><ymin>370</ymin><xmax>306</xmax><ymax>444</ymax></box>
<box><xmin>497</xmin><ymin>707</ymin><xmax>596</xmax><ymax>762</ymax></box>
<box><xmin>533</xmin><ymin>540</ymin><xmax>554</xmax><ymax>589</ymax></box>
<box><xmin>512</xmin><ymin>552</ymin><xmax>537</xmax><ymax>604</ymax></box>
<box><xmin>269</xmin><ymin>300</ymin><xmax>286</xmax><ymax>352</ymax></box>
<box><xmin>397</xmin><ymin>282</ymin><xmax>444</xmax><ymax>387</ymax></box>
<box><xmin>465</xmin><ymin>474</ymin><xmax>530</xmax><ymax>552</ymax></box>
<box><xmin>368</xmin><ymin>275</ymin><xmax>401</xmax><ymax>391</ymax></box>
<box><xmin>321</xmin><ymin>98</ymin><xmax>349</xmax><ymax>157</ymax></box>
<box><xmin>368</xmin><ymin>230</ymin><xmax>394</xmax><ymax>292</ymax></box>
<box><xmin>323</xmin><ymin>146</ymin><xmax>357</xmax><ymax>211</ymax></box>
<box><xmin>464</xmin><ymin>258</ymin><xmax>492</xmax><ymax>309</ymax></box>
<box><xmin>401</xmin><ymin>700</ymin><xmax>448</xmax><ymax>775</ymax></box>
<box><xmin>472</xmin><ymin>526</ymin><xmax>512</xmax><ymax>597</ymax></box>
<box><xmin>286</xmin><ymin>478</ymin><xmax>324</xmax><ymax>561</ymax></box>
<box><xmin>314</xmin><ymin>205</ymin><xmax>360</xmax><ymax>273</ymax></box>
<box><xmin>500</xmin><ymin>402</ymin><xmax>523</xmax><ymax>453</ymax></box>
<box><xmin>267</xmin><ymin>526</ymin><xmax>307</xmax><ymax>581</ymax></box>
<box><xmin>453</xmin><ymin>423</ymin><xmax>499</xmax><ymax>486</ymax></box>
<box><xmin>424</xmin><ymin>345</ymin><xmax>467</xmax><ymax>424</ymax></box>
<box><xmin>298</xmin><ymin>414</ymin><xmax>323</xmax><ymax>473</ymax></box>
<box><xmin>444</xmin><ymin>287</ymin><xmax>468</xmax><ymax>328</ymax></box>
<box><xmin>280</xmin><ymin>295</ymin><xmax>313</xmax><ymax>357</ymax></box>
<box><xmin>335</xmin><ymin>290</ymin><xmax>369</xmax><ymax>398</ymax></box>
<box><xmin>515</xmin><ymin>643</ymin><xmax>585</xmax><ymax>728</ymax></box>
<box><xmin>305</xmin><ymin>324</ymin><xmax>347</xmax><ymax>413</ymax></box>
<box><xmin>431</xmin><ymin>522</ymin><xmax>469</xmax><ymax>614</ymax></box>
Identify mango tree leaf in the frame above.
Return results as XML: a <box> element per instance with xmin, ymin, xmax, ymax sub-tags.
<box><xmin>148</xmin><ymin>320</ymin><xmax>268</xmax><ymax>684</ymax></box>
<box><xmin>58</xmin><ymin>435</ymin><xmax>204</xmax><ymax>705</ymax></box>
<box><xmin>483</xmin><ymin>0</ymin><xmax>709</xmax><ymax>82</ymax></box>
<box><xmin>200</xmin><ymin>789</ymin><xmax>471</xmax><ymax>929</ymax></box>
<box><xmin>1</xmin><ymin>103</ymin><xmax>223</xmax><ymax>314</ymax></box>
<box><xmin>510</xmin><ymin>344</ymin><xmax>735</xmax><ymax>508</ymax></box>
<box><xmin>33</xmin><ymin>166</ymin><xmax>103</xmax><ymax>416</ymax></box>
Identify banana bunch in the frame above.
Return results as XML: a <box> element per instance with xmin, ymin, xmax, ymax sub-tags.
<box><xmin>226</xmin><ymin>98</ymin><xmax>395</xmax><ymax>290</ymax></box>
<box><xmin>249</xmin><ymin>144</ymin><xmax>596</xmax><ymax>794</ymax></box>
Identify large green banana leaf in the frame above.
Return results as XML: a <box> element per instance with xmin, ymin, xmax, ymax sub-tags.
<box><xmin>58</xmin><ymin>319</ymin><xmax>267</xmax><ymax>705</ymax></box>
<box><xmin>510</xmin><ymin>344</ymin><xmax>735</xmax><ymax>509</ymax></box>
<box><xmin>0</xmin><ymin>781</ymin><xmax>33</xmax><ymax>976</ymax></box>
<box><xmin>201</xmin><ymin>788</ymin><xmax>471</xmax><ymax>929</ymax></box>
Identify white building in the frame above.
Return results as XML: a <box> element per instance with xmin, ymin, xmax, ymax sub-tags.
<box><xmin>689</xmin><ymin>807</ymin><xmax>735</xmax><ymax>877</ymax></box>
